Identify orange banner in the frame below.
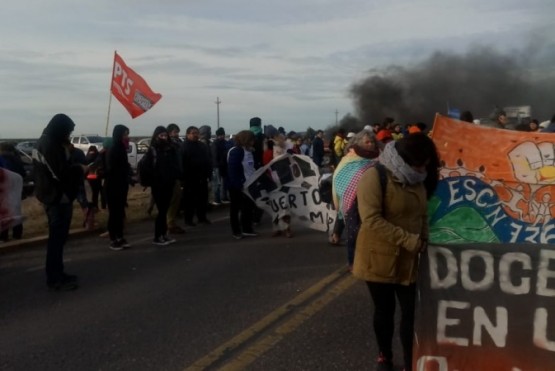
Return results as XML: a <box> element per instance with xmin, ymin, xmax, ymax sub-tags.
<box><xmin>111</xmin><ymin>52</ymin><xmax>162</xmax><ymax>119</ymax></box>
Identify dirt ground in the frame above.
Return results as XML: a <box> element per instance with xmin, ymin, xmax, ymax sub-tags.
<box><xmin>16</xmin><ymin>186</ymin><xmax>153</xmax><ymax>240</ymax></box>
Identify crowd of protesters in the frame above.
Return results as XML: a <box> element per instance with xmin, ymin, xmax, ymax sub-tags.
<box><xmin>3</xmin><ymin>109</ymin><xmax>555</xmax><ymax>370</ymax></box>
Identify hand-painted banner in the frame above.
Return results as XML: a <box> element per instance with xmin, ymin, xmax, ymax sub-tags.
<box><xmin>414</xmin><ymin>114</ymin><xmax>555</xmax><ymax>370</ymax></box>
<box><xmin>0</xmin><ymin>168</ymin><xmax>24</xmax><ymax>231</ymax></box>
<box><xmin>414</xmin><ymin>244</ymin><xmax>555</xmax><ymax>371</ymax></box>
<box><xmin>111</xmin><ymin>52</ymin><xmax>162</xmax><ymax>119</ymax></box>
<box><xmin>243</xmin><ymin>154</ymin><xmax>336</xmax><ymax>232</ymax></box>
<box><xmin>429</xmin><ymin>114</ymin><xmax>555</xmax><ymax>244</ymax></box>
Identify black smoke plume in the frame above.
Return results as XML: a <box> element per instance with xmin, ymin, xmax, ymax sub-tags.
<box><xmin>350</xmin><ymin>45</ymin><xmax>555</xmax><ymax>126</ymax></box>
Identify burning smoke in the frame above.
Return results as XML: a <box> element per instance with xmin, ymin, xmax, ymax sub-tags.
<box><xmin>350</xmin><ymin>45</ymin><xmax>555</xmax><ymax>126</ymax></box>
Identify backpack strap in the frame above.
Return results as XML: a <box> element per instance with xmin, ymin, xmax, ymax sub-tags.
<box><xmin>375</xmin><ymin>163</ymin><xmax>388</xmax><ymax>214</ymax></box>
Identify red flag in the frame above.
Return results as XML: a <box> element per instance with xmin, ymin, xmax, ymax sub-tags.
<box><xmin>111</xmin><ymin>52</ymin><xmax>162</xmax><ymax>118</ymax></box>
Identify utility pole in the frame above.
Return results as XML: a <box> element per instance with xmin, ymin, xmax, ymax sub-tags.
<box><xmin>335</xmin><ymin>109</ymin><xmax>339</xmax><ymax>125</ymax></box>
<box><xmin>215</xmin><ymin>97</ymin><xmax>221</xmax><ymax>129</ymax></box>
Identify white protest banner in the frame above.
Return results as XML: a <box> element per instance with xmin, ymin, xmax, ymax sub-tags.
<box><xmin>0</xmin><ymin>168</ymin><xmax>24</xmax><ymax>232</ymax></box>
<box><xmin>243</xmin><ymin>154</ymin><xmax>336</xmax><ymax>232</ymax></box>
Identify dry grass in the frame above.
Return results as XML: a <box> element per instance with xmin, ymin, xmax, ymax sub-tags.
<box><xmin>20</xmin><ymin>187</ymin><xmax>153</xmax><ymax>239</ymax></box>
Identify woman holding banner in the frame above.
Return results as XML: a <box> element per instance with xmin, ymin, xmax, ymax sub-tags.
<box><xmin>353</xmin><ymin>133</ymin><xmax>439</xmax><ymax>371</ymax></box>
<box><xmin>227</xmin><ymin>130</ymin><xmax>258</xmax><ymax>240</ymax></box>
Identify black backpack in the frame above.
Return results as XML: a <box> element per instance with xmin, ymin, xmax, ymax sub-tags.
<box><xmin>137</xmin><ymin>147</ymin><xmax>157</xmax><ymax>187</ymax></box>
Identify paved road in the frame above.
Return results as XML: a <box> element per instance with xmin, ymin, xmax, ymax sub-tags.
<box><xmin>0</xmin><ymin>208</ymin><xmax>404</xmax><ymax>370</ymax></box>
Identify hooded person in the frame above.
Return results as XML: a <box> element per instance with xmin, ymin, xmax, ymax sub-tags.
<box><xmin>249</xmin><ymin>117</ymin><xmax>264</xmax><ymax>169</ymax></box>
<box><xmin>33</xmin><ymin>113</ymin><xmax>84</xmax><ymax>291</ymax></box>
<box><xmin>105</xmin><ymin>124</ymin><xmax>132</xmax><ymax>250</ymax></box>
<box><xmin>149</xmin><ymin>126</ymin><xmax>179</xmax><ymax>246</ymax></box>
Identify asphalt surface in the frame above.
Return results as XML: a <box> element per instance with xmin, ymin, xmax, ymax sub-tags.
<box><xmin>0</xmin><ymin>207</ymin><xmax>404</xmax><ymax>371</ymax></box>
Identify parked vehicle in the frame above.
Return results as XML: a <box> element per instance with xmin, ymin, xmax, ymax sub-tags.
<box><xmin>127</xmin><ymin>141</ymin><xmax>145</xmax><ymax>173</ymax></box>
<box><xmin>136</xmin><ymin>138</ymin><xmax>151</xmax><ymax>154</ymax></box>
<box><xmin>70</xmin><ymin>134</ymin><xmax>104</xmax><ymax>154</ymax></box>
<box><xmin>15</xmin><ymin>140</ymin><xmax>37</xmax><ymax>156</ymax></box>
<box><xmin>15</xmin><ymin>148</ymin><xmax>35</xmax><ymax>198</ymax></box>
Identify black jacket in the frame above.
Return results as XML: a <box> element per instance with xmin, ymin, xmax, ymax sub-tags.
<box><xmin>151</xmin><ymin>141</ymin><xmax>179</xmax><ymax>187</ymax></box>
<box><xmin>105</xmin><ymin>124</ymin><xmax>131</xmax><ymax>194</ymax></box>
<box><xmin>312</xmin><ymin>136</ymin><xmax>324</xmax><ymax>166</ymax></box>
<box><xmin>181</xmin><ymin>140</ymin><xmax>212</xmax><ymax>183</ymax></box>
<box><xmin>33</xmin><ymin>113</ymin><xmax>82</xmax><ymax>205</ymax></box>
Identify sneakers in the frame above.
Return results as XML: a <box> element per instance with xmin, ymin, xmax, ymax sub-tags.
<box><xmin>48</xmin><ymin>280</ymin><xmax>79</xmax><ymax>291</ymax></box>
<box><xmin>168</xmin><ymin>225</ymin><xmax>186</xmax><ymax>234</ymax></box>
<box><xmin>221</xmin><ymin>199</ymin><xmax>230</xmax><ymax>204</ymax></box>
<box><xmin>62</xmin><ymin>273</ymin><xmax>78</xmax><ymax>283</ymax></box>
<box><xmin>376</xmin><ymin>352</ymin><xmax>393</xmax><ymax>371</ymax></box>
<box><xmin>153</xmin><ymin>237</ymin><xmax>169</xmax><ymax>246</ymax></box>
<box><xmin>162</xmin><ymin>235</ymin><xmax>176</xmax><ymax>244</ymax></box>
<box><xmin>119</xmin><ymin>238</ymin><xmax>131</xmax><ymax>248</ymax></box>
<box><xmin>211</xmin><ymin>201</ymin><xmax>222</xmax><ymax>206</ymax></box>
<box><xmin>109</xmin><ymin>239</ymin><xmax>125</xmax><ymax>251</ymax></box>
<box><xmin>232</xmin><ymin>234</ymin><xmax>243</xmax><ymax>240</ymax></box>
<box><xmin>242</xmin><ymin>231</ymin><xmax>258</xmax><ymax>237</ymax></box>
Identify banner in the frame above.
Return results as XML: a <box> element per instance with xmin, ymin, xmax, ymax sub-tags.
<box><xmin>111</xmin><ymin>52</ymin><xmax>162</xmax><ymax>118</ymax></box>
<box><xmin>416</xmin><ymin>244</ymin><xmax>555</xmax><ymax>371</ymax></box>
<box><xmin>414</xmin><ymin>114</ymin><xmax>555</xmax><ymax>370</ymax></box>
<box><xmin>243</xmin><ymin>154</ymin><xmax>336</xmax><ymax>232</ymax></box>
<box><xmin>0</xmin><ymin>168</ymin><xmax>24</xmax><ymax>232</ymax></box>
<box><xmin>429</xmin><ymin>114</ymin><xmax>555</xmax><ymax>244</ymax></box>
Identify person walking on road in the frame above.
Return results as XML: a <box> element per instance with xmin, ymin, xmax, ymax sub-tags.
<box><xmin>211</xmin><ymin>127</ymin><xmax>230</xmax><ymax>205</ymax></box>
<box><xmin>33</xmin><ymin>113</ymin><xmax>85</xmax><ymax>291</ymax></box>
<box><xmin>227</xmin><ymin>130</ymin><xmax>258</xmax><ymax>239</ymax></box>
<box><xmin>181</xmin><ymin>126</ymin><xmax>212</xmax><ymax>226</ymax></box>
<box><xmin>166</xmin><ymin>123</ymin><xmax>185</xmax><ymax>234</ymax></box>
<box><xmin>353</xmin><ymin>133</ymin><xmax>439</xmax><ymax>371</ymax></box>
<box><xmin>148</xmin><ymin>126</ymin><xmax>179</xmax><ymax>246</ymax></box>
<box><xmin>105</xmin><ymin>124</ymin><xmax>132</xmax><ymax>251</ymax></box>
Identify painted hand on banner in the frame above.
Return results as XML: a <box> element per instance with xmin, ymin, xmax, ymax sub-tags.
<box><xmin>508</xmin><ymin>142</ymin><xmax>555</xmax><ymax>184</ymax></box>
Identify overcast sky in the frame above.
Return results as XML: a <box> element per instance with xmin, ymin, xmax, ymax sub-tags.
<box><xmin>1</xmin><ymin>0</ymin><xmax>553</xmax><ymax>138</ymax></box>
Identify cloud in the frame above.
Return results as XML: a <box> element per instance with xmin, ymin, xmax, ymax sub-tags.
<box><xmin>0</xmin><ymin>0</ymin><xmax>553</xmax><ymax>138</ymax></box>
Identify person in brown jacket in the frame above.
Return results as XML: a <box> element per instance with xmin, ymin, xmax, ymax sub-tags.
<box><xmin>353</xmin><ymin>133</ymin><xmax>439</xmax><ymax>371</ymax></box>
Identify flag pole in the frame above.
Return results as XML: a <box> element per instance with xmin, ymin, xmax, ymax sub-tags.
<box><xmin>105</xmin><ymin>50</ymin><xmax>117</xmax><ymax>137</ymax></box>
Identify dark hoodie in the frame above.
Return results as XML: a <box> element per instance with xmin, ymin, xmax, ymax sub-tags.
<box><xmin>150</xmin><ymin>126</ymin><xmax>179</xmax><ymax>186</ymax></box>
<box><xmin>105</xmin><ymin>124</ymin><xmax>131</xmax><ymax>194</ymax></box>
<box><xmin>33</xmin><ymin>113</ymin><xmax>83</xmax><ymax>205</ymax></box>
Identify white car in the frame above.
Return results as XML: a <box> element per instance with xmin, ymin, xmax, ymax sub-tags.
<box><xmin>70</xmin><ymin>134</ymin><xmax>104</xmax><ymax>154</ymax></box>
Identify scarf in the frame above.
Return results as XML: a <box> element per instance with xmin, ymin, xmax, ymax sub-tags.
<box><xmin>379</xmin><ymin>141</ymin><xmax>427</xmax><ymax>185</ymax></box>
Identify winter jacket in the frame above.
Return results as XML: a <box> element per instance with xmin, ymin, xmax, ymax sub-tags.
<box><xmin>151</xmin><ymin>142</ymin><xmax>179</xmax><ymax>187</ymax></box>
<box><xmin>211</xmin><ymin>138</ymin><xmax>229</xmax><ymax>177</ymax></box>
<box><xmin>105</xmin><ymin>124</ymin><xmax>131</xmax><ymax>195</ymax></box>
<box><xmin>33</xmin><ymin>114</ymin><xmax>83</xmax><ymax>205</ymax></box>
<box><xmin>353</xmin><ymin>166</ymin><xmax>428</xmax><ymax>285</ymax></box>
<box><xmin>181</xmin><ymin>139</ymin><xmax>212</xmax><ymax>183</ymax></box>
<box><xmin>311</xmin><ymin>136</ymin><xmax>324</xmax><ymax>167</ymax></box>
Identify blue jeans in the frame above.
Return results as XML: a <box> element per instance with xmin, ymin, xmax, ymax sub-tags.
<box><xmin>44</xmin><ymin>202</ymin><xmax>73</xmax><ymax>284</ymax></box>
<box><xmin>212</xmin><ymin>169</ymin><xmax>222</xmax><ymax>203</ymax></box>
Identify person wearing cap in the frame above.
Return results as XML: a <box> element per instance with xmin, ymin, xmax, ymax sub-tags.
<box><xmin>249</xmin><ymin>117</ymin><xmax>265</xmax><ymax>169</ymax></box>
